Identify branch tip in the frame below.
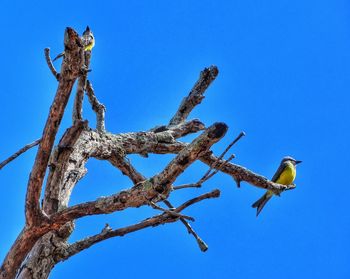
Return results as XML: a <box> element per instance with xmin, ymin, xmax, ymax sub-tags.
<box><xmin>0</xmin><ymin>139</ymin><xmax>41</xmax><ymax>170</ymax></box>
<box><xmin>44</xmin><ymin>47</ymin><xmax>60</xmax><ymax>80</ymax></box>
<box><xmin>169</xmin><ymin>66</ymin><xmax>219</xmax><ymax>125</ymax></box>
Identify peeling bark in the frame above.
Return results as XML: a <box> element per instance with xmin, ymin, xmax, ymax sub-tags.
<box><xmin>0</xmin><ymin>27</ymin><xmax>296</xmax><ymax>279</ymax></box>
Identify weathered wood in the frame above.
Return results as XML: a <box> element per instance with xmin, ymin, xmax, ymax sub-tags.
<box><xmin>0</xmin><ymin>27</ymin><xmax>296</xmax><ymax>279</ymax></box>
<box><xmin>1</xmin><ymin>27</ymin><xmax>84</xmax><ymax>279</ymax></box>
<box><xmin>25</xmin><ymin>27</ymin><xmax>84</xmax><ymax>227</ymax></box>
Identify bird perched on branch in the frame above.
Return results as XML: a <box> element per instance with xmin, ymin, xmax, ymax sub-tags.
<box><xmin>81</xmin><ymin>26</ymin><xmax>95</xmax><ymax>51</ymax></box>
<box><xmin>252</xmin><ymin>156</ymin><xmax>302</xmax><ymax>216</ymax></box>
<box><xmin>53</xmin><ymin>26</ymin><xmax>95</xmax><ymax>61</ymax></box>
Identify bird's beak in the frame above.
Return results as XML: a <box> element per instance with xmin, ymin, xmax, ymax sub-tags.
<box><xmin>295</xmin><ymin>160</ymin><xmax>302</xmax><ymax>164</ymax></box>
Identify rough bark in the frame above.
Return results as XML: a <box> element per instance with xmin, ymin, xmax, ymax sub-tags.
<box><xmin>0</xmin><ymin>27</ymin><xmax>296</xmax><ymax>279</ymax></box>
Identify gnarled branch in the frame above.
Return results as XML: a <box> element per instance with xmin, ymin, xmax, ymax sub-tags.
<box><xmin>50</xmin><ymin>123</ymin><xmax>227</xmax><ymax>224</ymax></box>
<box><xmin>60</xmin><ymin>189</ymin><xmax>220</xmax><ymax>261</ymax></box>
<box><xmin>25</xmin><ymin>27</ymin><xmax>84</xmax><ymax>227</ymax></box>
<box><xmin>1</xmin><ymin>26</ymin><xmax>297</xmax><ymax>279</ymax></box>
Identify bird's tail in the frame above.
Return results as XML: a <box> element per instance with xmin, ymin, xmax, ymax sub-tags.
<box><xmin>252</xmin><ymin>191</ymin><xmax>273</xmax><ymax>217</ymax></box>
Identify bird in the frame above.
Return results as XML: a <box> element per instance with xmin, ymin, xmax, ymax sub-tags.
<box><xmin>53</xmin><ymin>26</ymin><xmax>95</xmax><ymax>62</ymax></box>
<box><xmin>81</xmin><ymin>26</ymin><xmax>95</xmax><ymax>51</ymax></box>
<box><xmin>252</xmin><ymin>156</ymin><xmax>302</xmax><ymax>217</ymax></box>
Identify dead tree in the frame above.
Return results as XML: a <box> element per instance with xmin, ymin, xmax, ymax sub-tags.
<box><xmin>0</xmin><ymin>27</ymin><xmax>295</xmax><ymax>279</ymax></box>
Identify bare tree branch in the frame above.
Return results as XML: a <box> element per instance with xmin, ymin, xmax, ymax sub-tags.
<box><xmin>73</xmin><ymin>50</ymin><xmax>92</xmax><ymax>124</ymax></box>
<box><xmin>200</xmin><ymin>154</ymin><xmax>296</xmax><ymax>194</ymax></box>
<box><xmin>0</xmin><ymin>226</ymin><xmax>49</xmax><ymax>279</ymax></box>
<box><xmin>0</xmin><ymin>139</ymin><xmax>41</xmax><ymax>170</ymax></box>
<box><xmin>72</xmin><ymin>127</ymin><xmax>293</xmax><ymax>195</ymax></box>
<box><xmin>86</xmin><ymin>80</ymin><xmax>106</xmax><ymax>132</ymax></box>
<box><xmin>136</xmin><ymin>140</ymin><xmax>295</xmax><ymax>194</ymax></box>
<box><xmin>152</xmin><ymin>122</ymin><xmax>227</xmax><ymax>195</ymax></box>
<box><xmin>163</xmin><ymin>199</ymin><xmax>208</xmax><ymax>252</ymax></box>
<box><xmin>148</xmin><ymin>201</ymin><xmax>195</xmax><ymax>221</ymax></box>
<box><xmin>151</xmin><ymin>119</ymin><xmax>205</xmax><ymax>139</ymax></box>
<box><xmin>43</xmin><ymin>120</ymin><xmax>88</xmax><ymax>215</ymax></box>
<box><xmin>1</xmin><ymin>28</ymin><xmax>87</xmax><ymax>279</ymax></box>
<box><xmin>25</xmin><ymin>27</ymin><xmax>85</xmax><ymax>227</ymax></box>
<box><xmin>204</xmin><ymin>131</ymin><xmax>245</xmax><ymax>176</ymax></box>
<box><xmin>50</xmin><ymin>123</ymin><xmax>227</xmax><ymax>224</ymax></box>
<box><xmin>60</xmin><ymin>189</ymin><xmax>220</xmax><ymax>261</ymax></box>
<box><xmin>169</xmin><ymin>66</ymin><xmax>219</xmax><ymax>125</ymax></box>
<box><xmin>108</xmin><ymin>155</ymin><xmax>146</xmax><ymax>184</ymax></box>
<box><xmin>72</xmin><ymin>74</ymin><xmax>86</xmax><ymax>123</ymax></box>
<box><xmin>44</xmin><ymin>48</ymin><xmax>60</xmax><ymax>81</ymax></box>
<box><xmin>165</xmin><ymin>131</ymin><xmax>243</xmax><ymax>190</ymax></box>
<box><xmin>173</xmin><ymin>154</ymin><xmax>235</xmax><ymax>190</ymax></box>
<box><xmin>1</xmin><ymin>26</ymin><xmax>298</xmax><ymax>279</ymax></box>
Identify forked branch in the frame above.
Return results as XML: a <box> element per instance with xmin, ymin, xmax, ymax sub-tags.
<box><xmin>25</xmin><ymin>27</ymin><xmax>84</xmax><ymax>227</ymax></box>
<box><xmin>61</xmin><ymin>189</ymin><xmax>220</xmax><ymax>261</ymax></box>
<box><xmin>0</xmin><ymin>26</ymin><xmax>297</xmax><ymax>279</ymax></box>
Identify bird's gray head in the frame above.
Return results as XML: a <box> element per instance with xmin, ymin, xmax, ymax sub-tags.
<box><xmin>281</xmin><ymin>156</ymin><xmax>302</xmax><ymax>165</ymax></box>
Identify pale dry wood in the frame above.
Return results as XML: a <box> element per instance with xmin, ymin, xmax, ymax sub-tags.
<box><xmin>1</xmin><ymin>28</ymin><xmax>85</xmax><ymax>279</ymax></box>
<box><xmin>135</xmin><ymin>140</ymin><xmax>296</xmax><ymax>193</ymax></box>
<box><xmin>50</xmin><ymin>122</ymin><xmax>227</xmax><ymax>224</ymax></box>
<box><xmin>72</xmin><ymin>50</ymin><xmax>92</xmax><ymax>123</ymax></box>
<box><xmin>163</xmin><ymin>199</ymin><xmax>208</xmax><ymax>252</ymax></box>
<box><xmin>60</xmin><ymin>189</ymin><xmax>220</xmax><ymax>261</ymax></box>
<box><xmin>108</xmin><ymin>155</ymin><xmax>145</xmax><ymax>184</ymax></box>
<box><xmin>1</xmin><ymin>27</ymin><xmax>297</xmax><ymax>279</ymax></box>
<box><xmin>25</xmin><ymin>27</ymin><xmax>84</xmax><ymax>227</ymax></box>
<box><xmin>200</xmin><ymin>153</ymin><xmax>296</xmax><ymax>193</ymax></box>
<box><xmin>169</xmin><ymin>66</ymin><xmax>219</xmax><ymax>125</ymax></box>
<box><xmin>148</xmin><ymin>201</ymin><xmax>195</xmax><ymax>221</ymax></box>
<box><xmin>86</xmin><ymin>80</ymin><xmax>106</xmax><ymax>132</ymax></box>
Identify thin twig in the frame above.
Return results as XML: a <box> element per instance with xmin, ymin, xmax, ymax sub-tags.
<box><xmin>201</xmin><ymin>131</ymin><xmax>245</xmax><ymax>180</ymax></box>
<box><xmin>163</xmin><ymin>200</ymin><xmax>208</xmax><ymax>252</ymax></box>
<box><xmin>0</xmin><ymin>139</ymin><xmax>41</xmax><ymax>170</ymax></box>
<box><xmin>86</xmin><ymin>80</ymin><xmax>106</xmax><ymax>132</ymax></box>
<box><xmin>172</xmin><ymin>183</ymin><xmax>201</xmax><ymax>190</ymax></box>
<box><xmin>203</xmin><ymin>154</ymin><xmax>235</xmax><ymax>182</ymax></box>
<box><xmin>148</xmin><ymin>201</ymin><xmax>194</xmax><ymax>221</ymax></box>
<box><xmin>44</xmin><ymin>48</ymin><xmax>60</xmax><ymax>80</ymax></box>
<box><xmin>176</xmin><ymin>189</ymin><xmax>220</xmax><ymax>212</ymax></box>
<box><xmin>219</xmin><ymin>131</ymin><xmax>245</xmax><ymax>159</ymax></box>
<box><xmin>173</xmin><ymin>154</ymin><xmax>235</xmax><ymax>190</ymax></box>
<box><xmin>62</xmin><ymin>189</ymin><xmax>220</xmax><ymax>261</ymax></box>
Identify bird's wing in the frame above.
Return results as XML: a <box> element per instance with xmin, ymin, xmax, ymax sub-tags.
<box><xmin>271</xmin><ymin>162</ymin><xmax>286</xmax><ymax>182</ymax></box>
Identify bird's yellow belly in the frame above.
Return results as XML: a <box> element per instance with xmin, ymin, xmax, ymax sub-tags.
<box><xmin>276</xmin><ymin>165</ymin><xmax>296</xmax><ymax>185</ymax></box>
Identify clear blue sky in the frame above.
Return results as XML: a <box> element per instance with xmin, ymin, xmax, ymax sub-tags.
<box><xmin>1</xmin><ymin>0</ymin><xmax>349</xmax><ymax>278</ymax></box>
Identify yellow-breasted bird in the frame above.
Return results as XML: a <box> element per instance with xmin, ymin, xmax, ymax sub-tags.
<box><xmin>81</xmin><ymin>26</ymin><xmax>95</xmax><ymax>51</ymax></box>
<box><xmin>252</xmin><ymin>156</ymin><xmax>302</xmax><ymax>217</ymax></box>
<box><xmin>53</xmin><ymin>26</ymin><xmax>95</xmax><ymax>61</ymax></box>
